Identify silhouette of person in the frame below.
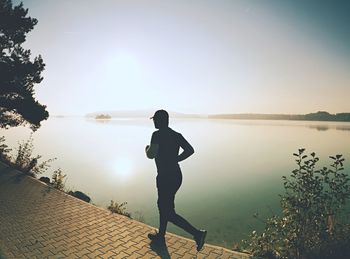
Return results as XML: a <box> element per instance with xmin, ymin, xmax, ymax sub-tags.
<box><xmin>145</xmin><ymin>109</ymin><xmax>207</xmax><ymax>251</ymax></box>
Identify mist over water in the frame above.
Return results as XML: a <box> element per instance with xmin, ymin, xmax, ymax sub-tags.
<box><xmin>2</xmin><ymin>117</ymin><xmax>350</xmax><ymax>247</ymax></box>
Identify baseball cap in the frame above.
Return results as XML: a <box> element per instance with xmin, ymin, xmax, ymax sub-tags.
<box><xmin>150</xmin><ymin>109</ymin><xmax>169</xmax><ymax>120</ymax></box>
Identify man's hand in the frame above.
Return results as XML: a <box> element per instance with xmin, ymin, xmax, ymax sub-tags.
<box><xmin>145</xmin><ymin>144</ymin><xmax>159</xmax><ymax>159</ymax></box>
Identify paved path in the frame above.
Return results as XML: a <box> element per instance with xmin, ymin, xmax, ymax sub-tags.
<box><xmin>0</xmin><ymin>162</ymin><xmax>250</xmax><ymax>259</ymax></box>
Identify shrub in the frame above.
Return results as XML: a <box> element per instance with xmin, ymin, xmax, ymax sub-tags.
<box><xmin>51</xmin><ymin>168</ymin><xmax>66</xmax><ymax>190</ymax></box>
<box><xmin>107</xmin><ymin>200</ymin><xmax>131</xmax><ymax>218</ymax></box>
<box><xmin>0</xmin><ymin>136</ymin><xmax>11</xmax><ymax>162</ymax></box>
<box><xmin>244</xmin><ymin>149</ymin><xmax>350</xmax><ymax>259</ymax></box>
<box><xmin>12</xmin><ymin>134</ymin><xmax>56</xmax><ymax>177</ymax></box>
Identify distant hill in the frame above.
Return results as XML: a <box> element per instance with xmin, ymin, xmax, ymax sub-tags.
<box><xmin>85</xmin><ymin>110</ymin><xmax>206</xmax><ymax>119</ymax></box>
<box><xmin>209</xmin><ymin>111</ymin><xmax>350</xmax><ymax>122</ymax></box>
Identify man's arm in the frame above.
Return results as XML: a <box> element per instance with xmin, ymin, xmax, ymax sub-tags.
<box><xmin>177</xmin><ymin>134</ymin><xmax>194</xmax><ymax>162</ymax></box>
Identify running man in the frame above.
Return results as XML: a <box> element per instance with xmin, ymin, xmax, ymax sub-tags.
<box><xmin>145</xmin><ymin>109</ymin><xmax>207</xmax><ymax>251</ymax></box>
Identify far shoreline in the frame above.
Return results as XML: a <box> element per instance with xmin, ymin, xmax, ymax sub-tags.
<box><xmin>51</xmin><ymin>111</ymin><xmax>350</xmax><ymax>123</ymax></box>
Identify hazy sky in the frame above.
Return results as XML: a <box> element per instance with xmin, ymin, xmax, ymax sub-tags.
<box><xmin>18</xmin><ymin>0</ymin><xmax>350</xmax><ymax>115</ymax></box>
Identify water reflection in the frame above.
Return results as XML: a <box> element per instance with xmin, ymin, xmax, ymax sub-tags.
<box><xmin>308</xmin><ymin>125</ymin><xmax>330</xmax><ymax>131</ymax></box>
<box><xmin>309</xmin><ymin>124</ymin><xmax>350</xmax><ymax>131</ymax></box>
<box><xmin>335</xmin><ymin>125</ymin><xmax>350</xmax><ymax>131</ymax></box>
<box><xmin>112</xmin><ymin>157</ymin><xmax>133</xmax><ymax>179</ymax></box>
<box><xmin>86</xmin><ymin>118</ymin><xmax>150</xmax><ymax>127</ymax></box>
<box><xmin>202</xmin><ymin>118</ymin><xmax>350</xmax><ymax>132</ymax></box>
<box><xmin>87</xmin><ymin>117</ymin><xmax>350</xmax><ymax>132</ymax></box>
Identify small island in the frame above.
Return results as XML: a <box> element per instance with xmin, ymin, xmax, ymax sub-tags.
<box><xmin>95</xmin><ymin>114</ymin><xmax>112</xmax><ymax>120</ymax></box>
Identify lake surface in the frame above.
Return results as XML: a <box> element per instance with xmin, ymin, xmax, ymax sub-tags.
<box><xmin>2</xmin><ymin>118</ymin><xmax>350</xmax><ymax>248</ymax></box>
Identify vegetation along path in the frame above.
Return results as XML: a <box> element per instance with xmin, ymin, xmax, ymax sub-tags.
<box><xmin>0</xmin><ymin>162</ymin><xmax>250</xmax><ymax>259</ymax></box>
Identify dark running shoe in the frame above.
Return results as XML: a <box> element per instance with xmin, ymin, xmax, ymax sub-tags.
<box><xmin>148</xmin><ymin>231</ymin><xmax>166</xmax><ymax>245</ymax></box>
<box><xmin>194</xmin><ymin>230</ymin><xmax>207</xmax><ymax>251</ymax></box>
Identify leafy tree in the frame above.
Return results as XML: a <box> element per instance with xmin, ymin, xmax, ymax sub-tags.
<box><xmin>0</xmin><ymin>0</ymin><xmax>48</xmax><ymax>131</ymax></box>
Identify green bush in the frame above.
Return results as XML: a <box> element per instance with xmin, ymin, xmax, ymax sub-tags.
<box><xmin>244</xmin><ymin>149</ymin><xmax>350</xmax><ymax>259</ymax></box>
<box><xmin>107</xmin><ymin>200</ymin><xmax>131</xmax><ymax>218</ymax></box>
<box><xmin>0</xmin><ymin>136</ymin><xmax>11</xmax><ymax>162</ymax></box>
<box><xmin>11</xmin><ymin>134</ymin><xmax>56</xmax><ymax>177</ymax></box>
<box><xmin>51</xmin><ymin>168</ymin><xmax>66</xmax><ymax>191</ymax></box>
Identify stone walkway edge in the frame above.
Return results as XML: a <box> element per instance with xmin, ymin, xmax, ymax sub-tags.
<box><xmin>0</xmin><ymin>162</ymin><xmax>251</xmax><ymax>258</ymax></box>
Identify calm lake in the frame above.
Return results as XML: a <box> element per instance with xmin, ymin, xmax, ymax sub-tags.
<box><xmin>2</xmin><ymin>117</ymin><xmax>350</xmax><ymax>248</ymax></box>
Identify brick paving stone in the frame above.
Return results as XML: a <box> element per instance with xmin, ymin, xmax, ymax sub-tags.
<box><xmin>201</xmin><ymin>246</ymin><xmax>216</xmax><ymax>255</ymax></box>
<box><xmin>103</xmin><ymin>250</ymin><xmax>118</xmax><ymax>258</ymax></box>
<box><xmin>97</xmin><ymin>233</ymin><xmax>111</xmax><ymax>242</ymax></box>
<box><xmin>108</xmin><ymin>244</ymin><xmax>128</xmax><ymax>255</ymax></box>
<box><xmin>133</xmin><ymin>240</ymin><xmax>148</xmax><ymax>250</ymax></box>
<box><xmin>23</xmin><ymin>251</ymin><xmax>42</xmax><ymax>259</ymax></box>
<box><xmin>123</xmin><ymin>240</ymin><xmax>137</xmax><ymax>249</ymax></box>
<box><xmin>86</xmin><ymin>243</ymin><xmax>103</xmax><ymax>253</ymax></box>
<box><xmin>165</xmin><ymin>236</ymin><xmax>178</xmax><ymax>245</ymax></box>
<box><xmin>0</xmin><ymin>162</ymin><xmax>251</xmax><ymax>259</ymax></box>
<box><xmin>130</xmin><ymin>235</ymin><xmax>144</xmax><ymax>244</ymax></box>
<box><xmin>195</xmin><ymin>254</ymin><xmax>209</xmax><ymax>259</ymax></box>
<box><xmin>126</xmin><ymin>253</ymin><xmax>142</xmax><ymax>259</ymax></box>
<box><xmin>171</xmin><ymin>240</ymin><xmax>184</xmax><ymax>250</ymax></box>
<box><xmin>109</xmin><ymin>239</ymin><xmax>125</xmax><ymax>249</ymax></box>
<box><xmin>87</xmin><ymin>249</ymin><xmax>104</xmax><ymax>258</ymax></box>
<box><xmin>173</xmin><ymin>246</ymin><xmax>188</xmax><ymax>256</ymax></box>
<box><xmin>123</xmin><ymin>245</ymin><xmax>139</xmax><ymax>255</ymax></box>
<box><xmin>98</xmin><ymin>244</ymin><xmax>115</xmax><ymax>254</ymax></box>
<box><xmin>120</xmin><ymin>235</ymin><xmax>135</xmax><ymax>244</ymax></box>
<box><xmin>48</xmin><ymin>252</ymin><xmax>66</xmax><ymax>259</ymax></box>
<box><xmin>136</xmin><ymin>246</ymin><xmax>150</xmax><ymax>256</ymax></box>
<box><xmin>115</xmin><ymin>251</ymin><xmax>130</xmax><ymax>258</ymax></box>
<box><xmin>39</xmin><ymin>248</ymin><xmax>55</xmax><ymax>257</ymax></box>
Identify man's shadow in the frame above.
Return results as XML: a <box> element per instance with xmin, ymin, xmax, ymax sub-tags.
<box><xmin>149</xmin><ymin>240</ymin><xmax>171</xmax><ymax>259</ymax></box>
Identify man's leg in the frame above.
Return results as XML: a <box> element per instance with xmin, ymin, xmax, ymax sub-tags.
<box><xmin>157</xmin><ymin>187</ymin><xmax>171</xmax><ymax>236</ymax></box>
<box><xmin>167</xmin><ymin>179</ymin><xmax>207</xmax><ymax>251</ymax></box>
<box><xmin>148</xmin><ymin>188</ymin><xmax>169</xmax><ymax>244</ymax></box>
<box><xmin>158</xmin><ymin>208</ymin><xmax>168</xmax><ymax>236</ymax></box>
<box><xmin>168</xmin><ymin>211</ymin><xmax>198</xmax><ymax>236</ymax></box>
<box><xmin>157</xmin><ymin>185</ymin><xmax>194</xmax><ymax>236</ymax></box>
<box><xmin>165</xmin><ymin>177</ymin><xmax>199</xmax><ymax>236</ymax></box>
<box><xmin>156</xmin><ymin>175</ymin><xmax>180</xmax><ymax>236</ymax></box>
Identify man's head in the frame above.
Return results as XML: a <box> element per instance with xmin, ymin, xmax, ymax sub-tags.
<box><xmin>151</xmin><ymin>109</ymin><xmax>169</xmax><ymax>129</ymax></box>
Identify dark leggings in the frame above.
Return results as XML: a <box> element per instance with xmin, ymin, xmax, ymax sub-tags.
<box><xmin>156</xmin><ymin>174</ymin><xmax>198</xmax><ymax>236</ymax></box>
